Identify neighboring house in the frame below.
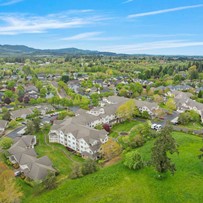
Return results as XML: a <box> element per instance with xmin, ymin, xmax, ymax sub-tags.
<box><xmin>135</xmin><ymin>100</ymin><xmax>159</xmax><ymax>116</ymax></box>
<box><xmin>24</xmin><ymin>85</ymin><xmax>39</xmax><ymax>99</ymax></box>
<box><xmin>32</xmin><ymin>104</ymin><xmax>55</xmax><ymax>115</ymax></box>
<box><xmin>0</xmin><ymin>120</ymin><xmax>8</xmax><ymax>135</ymax></box>
<box><xmin>37</xmin><ymin>74</ymin><xmax>46</xmax><ymax>81</ymax></box>
<box><xmin>68</xmin><ymin>80</ymin><xmax>80</xmax><ymax>94</ymax></box>
<box><xmin>8</xmin><ymin>135</ymin><xmax>55</xmax><ymax>181</ymax></box>
<box><xmin>46</xmin><ymin>92</ymin><xmax>54</xmax><ymax>99</ymax></box>
<box><xmin>10</xmin><ymin>108</ymin><xmax>33</xmax><ymax>120</ymax></box>
<box><xmin>174</xmin><ymin>91</ymin><xmax>203</xmax><ymax>123</ymax></box>
<box><xmin>93</xmin><ymin>79</ymin><xmax>103</xmax><ymax>86</ymax></box>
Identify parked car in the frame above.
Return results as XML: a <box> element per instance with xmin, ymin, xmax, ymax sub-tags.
<box><xmin>151</xmin><ymin>124</ymin><xmax>162</xmax><ymax>131</ymax></box>
<box><xmin>14</xmin><ymin>171</ymin><xmax>21</xmax><ymax>177</ymax></box>
<box><xmin>151</xmin><ymin>124</ymin><xmax>157</xmax><ymax>129</ymax></box>
<box><xmin>155</xmin><ymin>124</ymin><xmax>162</xmax><ymax>131</ymax></box>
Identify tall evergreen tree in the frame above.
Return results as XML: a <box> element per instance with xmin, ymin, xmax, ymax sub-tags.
<box><xmin>151</xmin><ymin>126</ymin><xmax>178</xmax><ymax>175</ymax></box>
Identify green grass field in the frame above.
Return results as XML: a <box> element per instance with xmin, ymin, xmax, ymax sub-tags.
<box><xmin>178</xmin><ymin>122</ymin><xmax>203</xmax><ymax>130</ymax></box>
<box><xmin>21</xmin><ymin>131</ymin><xmax>203</xmax><ymax>203</ymax></box>
<box><xmin>110</xmin><ymin>120</ymin><xmax>141</xmax><ymax>138</ymax></box>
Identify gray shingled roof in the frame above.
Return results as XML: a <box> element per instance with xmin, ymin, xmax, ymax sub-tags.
<box><xmin>10</xmin><ymin>108</ymin><xmax>33</xmax><ymax>119</ymax></box>
<box><xmin>25</xmin><ymin>156</ymin><xmax>55</xmax><ymax>180</ymax></box>
<box><xmin>135</xmin><ymin>99</ymin><xmax>158</xmax><ymax>110</ymax></box>
<box><xmin>8</xmin><ymin>136</ymin><xmax>55</xmax><ymax>181</ymax></box>
<box><xmin>0</xmin><ymin>120</ymin><xmax>8</xmax><ymax>129</ymax></box>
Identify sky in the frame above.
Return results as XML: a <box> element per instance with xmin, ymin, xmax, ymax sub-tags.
<box><xmin>0</xmin><ymin>0</ymin><xmax>203</xmax><ymax>55</ymax></box>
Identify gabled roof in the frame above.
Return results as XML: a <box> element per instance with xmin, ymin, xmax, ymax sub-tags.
<box><xmin>0</xmin><ymin>120</ymin><xmax>8</xmax><ymax>129</ymax></box>
<box><xmin>25</xmin><ymin>156</ymin><xmax>55</xmax><ymax>180</ymax></box>
<box><xmin>135</xmin><ymin>99</ymin><xmax>158</xmax><ymax>110</ymax></box>
<box><xmin>8</xmin><ymin>136</ymin><xmax>55</xmax><ymax>181</ymax></box>
<box><xmin>10</xmin><ymin>108</ymin><xmax>33</xmax><ymax>119</ymax></box>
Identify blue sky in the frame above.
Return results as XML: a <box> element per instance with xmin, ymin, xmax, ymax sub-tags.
<box><xmin>0</xmin><ymin>0</ymin><xmax>203</xmax><ymax>55</ymax></box>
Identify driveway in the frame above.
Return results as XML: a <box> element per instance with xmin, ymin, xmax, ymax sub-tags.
<box><xmin>6</xmin><ymin>126</ymin><xmax>26</xmax><ymax>139</ymax></box>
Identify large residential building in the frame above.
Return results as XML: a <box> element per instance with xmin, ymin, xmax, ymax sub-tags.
<box><xmin>49</xmin><ymin>96</ymin><xmax>159</xmax><ymax>159</ymax></box>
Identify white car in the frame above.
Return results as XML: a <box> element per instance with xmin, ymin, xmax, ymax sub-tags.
<box><xmin>155</xmin><ymin>124</ymin><xmax>162</xmax><ymax>131</ymax></box>
<box><xmin>151</xmin><ymin>124</ymin><xmax>157</xmax><ymax>130</ymax></box>
<box><xmin>151</xmin><ymin>124</ymin><xmax>162</xmax><ymax>131</ymax></box>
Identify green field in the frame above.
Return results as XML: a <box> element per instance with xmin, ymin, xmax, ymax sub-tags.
<box><xmin>110</xmin><ymin>120</ymin><xmax>141</xmax><ymax>138</ymax></box>
<box><xmin>20</xmin><ymin>131</ymin><xmax>203</xmax><ymax>203</ymax></box>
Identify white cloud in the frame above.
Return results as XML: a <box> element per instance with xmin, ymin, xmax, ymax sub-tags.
<box><xmin>62</xmin><ymin>32</ymin><xmax>122</xmax><ymax>41</ymax></box>
<box><xmin>99</xmin><ymin>40</ymin><xmax>203</xmax><ymax>54</ymax></box>
<box><xmin>0</xmin><ymin>0</ymin><xmax>23</xmax><ymax>6</ymax></box>
<box><xmin>128</xmin><ymin>4</ymin><xmax>203</xmax><ymax>18</ymax></box>
<box><xmin>122</xmin><ymin>0</ymin><xmax>133</xmax><ymax>4</ymax></box>
<box><xmin>62</xmin><ymin>32</ymin><xmax>103</xmax><ymax>40</ymax></box>
<box><xmin>132</xmin><ymin>34</ymin><xmax>197</xmax><ymax>38</ymax></box>
<box><xmin>0</xmin><ymin>12</ymin><xmax>107</xmax><ymax>35</ymax></box>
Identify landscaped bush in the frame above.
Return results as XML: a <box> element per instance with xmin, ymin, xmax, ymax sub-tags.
<box><xmin>123</xmin><ymin>151</ymin><xmax>144</xmax><ymax>170</ymax></box>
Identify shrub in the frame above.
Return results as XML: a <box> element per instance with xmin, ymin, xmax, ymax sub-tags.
<box><xmin>123</xmin><ymin>151</ymin><xmax>144</xmax><ymax>170</ymax></box>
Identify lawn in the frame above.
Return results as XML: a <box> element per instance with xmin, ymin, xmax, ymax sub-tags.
<box><xmin>22</xmin><ymin>131</ymin><xmax>203</xmax><ymax>203</ymax></box>
<box><xmin>178</xmin><ymin>122</ymin><xmax>203</xmax><ymax>130</ymax></box>
<box><xmin>110</xmin><ymin>120</ymin><xmax>141</xmax><ymax>138</ymax></box>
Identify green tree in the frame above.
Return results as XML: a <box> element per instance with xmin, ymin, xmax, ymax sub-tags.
<box><xmin>0</xmin><ymin>137</ymin><xmax>13</xmax><ymax>149</ymax></box>
<box><xmin>82</xmin><ymin>159</ymin><xmax>98</xmax><ymax>175</ymax></box>
<box><xmin>26</xmin><ymin>120</ymin><xmax>35</xmax><ymax>134</ymax></box>
<box><xmin>2</xmin><ymin>111</ymin><xmax>11</xmax><ymax>121</ymax></box>
<box><xmin>33</xmin><ymin>118</ymin><xmax>41</xmax><ymax>133</ymax></box>
<box><xmin>124</xmin><ymin>151</ymin><xmax>144</xmax><ymax>170</ymax></box>
<box><xmin>165</xmin><ymin>98</ymin><xmax>176</xmax><ymax>112</ymax></box>
<box><xmin>151</xmin><ymin>126</ymin><xmax>178</xmax><ymax>175</ymax></box>
<box><xmin>189</xmin><ymin>65</ymin><xmax>198</xmax><ymax>80</ymax></box>
<box><xmin>4</xmin><ymin>90</ymin><xmax>13</xmax><ymax>98</ymax></box>
<box><xmin>198</xmin><ymin>90</ymin><xmax>203</xmax><ymax>98</ymax></box>
<box><xmin>8</xmin><ymin>120</ymin><xmax>18</xmax><ymax>129</ymax></box>
<box><xmin>116</xmin><ymin>99</ymin><xmax>136</xmax><ymax>120</ymax></box>
<box><xmin>69</xmin><ymin>163</ymin><xmax>83</xmax><ymax>179</ymax></box>
<box><xmin>32</xmin><ymin>108</ymin><xmax>41</xmax><ymax>117</ymax></box>
<box><xmin>0</xmin><ymin>162</ymin><xmax>22</xmax><ymax>203</ymax></box>
<box><xmin>61</xmin><ymin>75</ymin><xmax>69</xmax><ymax>83</ymax></box>
<box><xmin>7</xmin><ymin>81</ymin><xmax>15</xmax><ymax>89</ymax></box>
<box><xmin>40</xmin><ymin>87</ymin><xmax>47</xmax><ymax>97</ymax></box>
<box><xmin>100</xmin><ymin>138</ymin><xmax>122</xmax><ymax>161</ymax></box>
<box><xmin>178</xmin><ymin>110</ymin><xmax>200</xmax><ymax>125</ymax></box>
<box><xmin>42</xmin><ymin>173</ymin><xmax>57</xmax><ymax>190</ymax></box>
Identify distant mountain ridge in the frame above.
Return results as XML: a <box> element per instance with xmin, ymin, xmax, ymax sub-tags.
<box><xmin>0</xmin><ymin>44</ymin><xmax>118</xmax><ymax>56</ymax></box>
<box><xmin>1</xmin><ymin>44</ymin><xmax>202</xmax><ymax>58</ymax></box>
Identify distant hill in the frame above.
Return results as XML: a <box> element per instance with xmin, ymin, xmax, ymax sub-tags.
<box><xmin>0</xmin><ymin>44</ymin><xmax>118</xmax><ymax>56</ymax></box>
<box><xmin>1</xmin><ymin>44</ymin><xmax>202</xmax><ymax>59</ymax></box>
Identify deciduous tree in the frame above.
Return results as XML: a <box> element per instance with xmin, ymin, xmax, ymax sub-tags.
<box><xmin>100</xmin><ymin>138</ymin><xmax>122</xmax><ymax>161</ymax></box>
<box><xmin>124</xmin><ymin>151</ymin><xmax>144</xmax><ymax>170</ymax></box>
<box><xmin>0</xmin><ymin>137</ymin><xmax>13</xmax><ymax>149</ymax></box>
